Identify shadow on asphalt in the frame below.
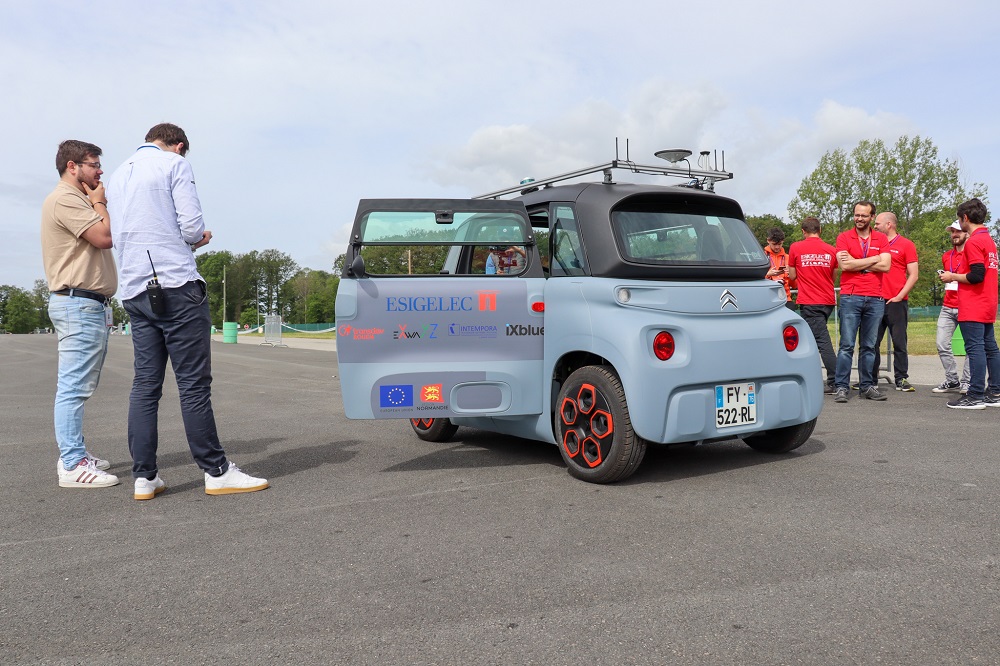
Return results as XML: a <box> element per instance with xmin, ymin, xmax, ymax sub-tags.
<box><xmin>141</xmin><ymin>437</ymin><xmax>361</xmax><ymax>493</ymax></box>
<box><xmin>384</xmin><ymin>424</ymin><xmax>827</xmax><ymax>484</ymax></box>
<box><xmin>384</xmin><ymin>428</ymin><xmax>564</xmax><ymax>473</ymax></box>
<box><xmin>626</xmin><ymin>436</ymin><xmax>827</xmax><ymax>484</ymax></box>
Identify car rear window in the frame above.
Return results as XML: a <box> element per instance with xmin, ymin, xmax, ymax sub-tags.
<box><xmin>611</xmin><ymin>207</ymin><xmax>765</xmax><ymax>266</ymax></box>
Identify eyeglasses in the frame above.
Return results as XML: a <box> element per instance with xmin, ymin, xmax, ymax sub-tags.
<box><xmin>77</xmin><ymin>161</ymin><xmax>102</xmax><ymax>169</ymax></box>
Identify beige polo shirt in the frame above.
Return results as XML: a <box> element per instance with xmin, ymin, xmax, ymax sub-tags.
<box><xmin>40</xmin><ymin>181</ymin><xmax>117</xmax><ymax>297</ymax></box>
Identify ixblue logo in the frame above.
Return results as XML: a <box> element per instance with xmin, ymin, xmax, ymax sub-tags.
<box><xmin>379</xmin><ymin>385</ymin><xmax>413</xmax><ymax>408</ymax></box>
<box><xmin>505</xmin><ymin>323</ymin><xmax>544</xmax><ymax>337</ymax></box>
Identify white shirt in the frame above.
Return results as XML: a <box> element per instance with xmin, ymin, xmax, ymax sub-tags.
<box><xmin>106</xmin><ymin>144</ymin><xmax>206</xmax><ymax>300</ymax></box>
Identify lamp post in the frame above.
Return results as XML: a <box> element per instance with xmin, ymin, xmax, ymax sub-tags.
<box><xmin>222</xmin><ymin>264</ymin><xmax>227</xmax><ymax>324</ymax></box>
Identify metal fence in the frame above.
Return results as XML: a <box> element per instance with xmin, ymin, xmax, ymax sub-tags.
<box><xmin>261</xmin><ymin>315</ymin><xmax>288</xmax><ymax>347</ymax></box>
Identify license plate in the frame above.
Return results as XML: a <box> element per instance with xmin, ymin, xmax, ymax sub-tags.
<box><xmin>715</xmin><ymin>382</ymin><xmax>756</xmax><ymax>428</ymax></box>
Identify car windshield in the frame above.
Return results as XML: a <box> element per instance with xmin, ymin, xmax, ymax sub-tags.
<box><xmin>611</xmin><ymin>209</ymin><xmax>765</xmax><ymax>265</ymax></box>
<box><xmin>359</xmin><ymin>211</ymin><xmax>529</xmax><ymax>245</ymax></box>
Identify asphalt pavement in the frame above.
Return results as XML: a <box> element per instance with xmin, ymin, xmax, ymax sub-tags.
<box><xmin>1</xmin><ymin>334</ymin><xmax>998</xmax><ymax>665</ymax></box>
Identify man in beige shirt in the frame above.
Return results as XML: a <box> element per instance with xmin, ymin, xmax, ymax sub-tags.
<box><xmin>41</xmin><ymin>140</ymin><xmax>120</xmax><ymax>489</ymax></box>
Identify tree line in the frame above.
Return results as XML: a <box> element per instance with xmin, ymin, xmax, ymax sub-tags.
<box><xmin>2</xmin><ymin>134</ymin><xmax>992</xmax><ymax>333</ymax></box>
<box><xmin>1</xmin><ymin>250</ymin><xmax>340</xmax><ymax>334</ymax></box>
<box><xmin>745</xmin><ymin>135</ymin><xmax>992</xmax><ymax>307</ymax></box>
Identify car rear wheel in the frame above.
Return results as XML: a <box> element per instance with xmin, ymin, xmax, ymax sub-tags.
<box><xmin>555</xmin><ymin>365</ymin><xmax>646</xmax><ymax>483</ymax></box>
<box><xmin>741</xmin><ymin>418</ymin><xmax>816</xmax><ymax>453</ymax></box>
<box><xmin>410</xmin><ymin>417</ymin><xmax>459</xmax><ymax>442</ymax></box>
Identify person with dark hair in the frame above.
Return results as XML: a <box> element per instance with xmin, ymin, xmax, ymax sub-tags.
<box><xmin>939</xmin><ymin>198</ymin><xmax>1000</xmax><ymax>409</ymax></box>
<box><xmin>764</xmin><ymin>227</ymin><xmax>795</xmax><ymax>309</ymax></box>
<box><xmin>871</xmin><ymin>211</ymin><xmax>919</xmax><ymax>392</ymax></box>
<box><xmin>833</xmin><ymin>201</ymin><xmax>891</xmax><ymax>403</ymax></box>
<box><xmin>41</xmin><ymin>140</ymin><xmax>120</xmax><ymax>488</ymax></box>
<box><xmin>932</xmin><ymin>221</ymin><xmax>971</xmax><ymax>394</ymax></box>
<box><xmin>106</xmin><ymin>123</ymin><xmax>268</xmax><ymax>498</ymax></box>
<box><xmin>788</xmin><ymin>216</ymin><xmax>838</xmax><ymax>394</ymax></box>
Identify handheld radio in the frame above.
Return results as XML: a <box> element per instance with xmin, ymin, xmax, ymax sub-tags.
<box><xmin>146</xmin><ymin>250</ymin><xmax>166</xmax><ymax>315</ymax></box>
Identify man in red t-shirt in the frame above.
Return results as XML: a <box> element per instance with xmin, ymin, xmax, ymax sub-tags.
<box><xmin>832</xmin><ymin>201</ymin><xmax>892</xmax><ymax>403</ymax></box>
<box><xmin>789</xmin><ymin>216</ymin><xmax>838</xmax><ymax>394</ymax></box>
<box><xmin>871</xmin><ymin>212</ymin><xmax>919</xmax><ymax>391</ymax></box>
<box><xmin>933</xmin><ymin>220</ymin><xmax>970</xmax><ymax>394</ymax></box>
<box><xmin>939</xmin><ymin>198</ymin><xmax>1000</xmax><ymax>409</ymax></box>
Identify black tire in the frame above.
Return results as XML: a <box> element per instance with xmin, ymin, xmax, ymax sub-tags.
<box><xmin>409</xmin><ymin>417</ymin><xmax>459</xmax><ymax>442</ymax></box>
<box><xmin>555</xmin><ymin>365</ymin><xmax>646</xmax><ymax>483</ymax></box>
<box><xmin>742</xmin><ymin>418</ymin><xmax>816</xmax><ymax>454</ymax></box>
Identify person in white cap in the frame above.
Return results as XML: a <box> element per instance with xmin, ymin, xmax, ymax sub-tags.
<box><xmin>932</xmin><ymin>220</ymin><xmax>971</xmax><ymax>394</ymax></box>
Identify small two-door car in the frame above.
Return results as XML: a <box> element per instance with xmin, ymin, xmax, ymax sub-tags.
<box><xmin>335</xmin><ymin>153</ymin><xmax>823</xmax><ymax>483</ymax></box>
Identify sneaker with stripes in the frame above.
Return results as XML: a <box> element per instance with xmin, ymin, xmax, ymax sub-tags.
<box><xmin>57</xmin><ymin>451</ymin><xmax>111</xmax><ymax>473</ymax></box>
<box><xmin>58</xmin><ymin>458</ymin><xmax>120</xmax><ymax>488</ymax></box>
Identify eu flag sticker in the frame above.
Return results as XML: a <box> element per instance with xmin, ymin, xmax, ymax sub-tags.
<box><xmin>380</xmin><ymin>385</ymin><xmax>413</xmax><ymax>408</ymax></box>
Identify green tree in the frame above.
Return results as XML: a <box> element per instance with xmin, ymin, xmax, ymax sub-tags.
<box><xmin>31</xmin><ymin>280</ymin><xmax>52</xmax><ymax>330</ymax></box>
<box><xmin>257</xmin><ymin>249</ymin><xmax>299</xmax><ymax>319</ymax></box>
<box><xmin>0</xmin><ymin>286</ymin><xmax>39</xmax><ymax>333</ymax></box>
<box><xmin>196</xmin><ymin>250</ymin><xmax>235</xmax><ymax>325</ymax></box>
<box><xmin>282</xmin><ymin>269</ymin><xmax>338</xmax><ymax>323</ymax></box>
<box><xmin>745</xmin><ymin>214</ymin><xmax>798</xmax><ymax>249</ymax></box>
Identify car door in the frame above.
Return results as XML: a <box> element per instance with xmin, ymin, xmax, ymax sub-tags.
<box><xmin>336</xmin><ymin>199</ymin><xmax>546</xmax><ymax>420</ymax></box>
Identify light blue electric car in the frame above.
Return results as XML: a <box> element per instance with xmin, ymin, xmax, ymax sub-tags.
<box><xmin>335</xmin><ymin>152</ymin><xmax>823</xmax><ymax>483</ymax></box>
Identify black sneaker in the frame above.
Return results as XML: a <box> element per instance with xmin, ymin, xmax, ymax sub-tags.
<box><xmin>824</xmin><ymin>383</ymin><xmax>836</xmax><ymax>395</ymax></box>
<box><xmin>834</xmin><ymin>387</ymin><xmax>849</xmax><ymax>403</ymax></box>
<box><xmin>984</xmin><ymin>393</ymin><xmax>1000</xmax><ymax>408</ymax></box>
<box><xmin>895</xmin><ymin>379</ymin><xmax>915</xmax><ymax>392</ymax></box>
<box><xmin>860</xmin><ymin>386</ymin><xmax>887</xmax><ymax>401</ymax></box>
<box><xmin>932</xmin><ymin>380</ymin><xmax>961</xmax><ymax>393</ymax></box>
<box><xmin>947</xmin><ymin>395</ymin><xmax>986</xmax><ymax>410</ymax></box>
<box><xmin>850</xmin><ymin>382</ymin><xmax>860</xmax><ymax>391</ymax></box>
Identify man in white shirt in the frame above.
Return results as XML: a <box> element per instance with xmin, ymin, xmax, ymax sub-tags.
<box><xmin>107</xmin><ymin>123</ymin><xmax>268</xmax><ymax>500</ymax></box>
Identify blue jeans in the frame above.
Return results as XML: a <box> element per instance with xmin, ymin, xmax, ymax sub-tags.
<box><xmin>957</xmin><ymin>321</ymin><xmax>1000</xmax><ymax>399</ymax></box>
<box><xmin>835</xmin><ymin>295</ymin><xmax>884</xmax><ymax>390</ymax></box>
<box><xmin>123</xmin><ymin>281</ymin><xmax>227</xmax><ymax>479</ymax></box>
<box><xmin>48</xmin><ymin>294</ymin><xmax>110</xmax><ymax>469</ymax></box>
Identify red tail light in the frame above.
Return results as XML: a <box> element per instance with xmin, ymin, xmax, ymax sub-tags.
<box><xmin>653</xmin><ymin>331</ymin><xmax>675</xmax><ymax>360</ymax></box>
<box><xmin>783</xmin><ymin>325</ymin><xmax>799</xmax><ymax>352</ymax></box>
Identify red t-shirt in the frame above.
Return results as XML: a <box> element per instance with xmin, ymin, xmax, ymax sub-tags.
<box><xmin>881</xmin><ymin>234</ymin><xmax>918</xmax><ymax>300</ymax></box>
<box><xmin>789</xmin><ymin>237</ymin><xmax>837</xmax><ymax>305</ymax></box>
<box><xmin>941</xmin><ymin>248</ymin><xmax>965</xmax><ymax>309</ymax></box>
<box><xmin>957</xmin><ymin>227</ymin><xmax>999</xmax><ymax>323</ymax></box>
<box><xmin>835</xmin><ymin>228</ymin><xmax>889</xmax><ymax>297</ymax></box>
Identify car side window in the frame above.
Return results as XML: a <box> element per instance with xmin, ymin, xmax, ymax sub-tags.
<box><xmin>551</xmin><ymin>206</ymin><xmax>588</xmax><ymax>277</ymax></box>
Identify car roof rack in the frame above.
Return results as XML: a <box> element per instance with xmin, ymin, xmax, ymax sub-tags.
<box><xmin>475</xmin><ymin>149</ymin><xmax>734</xmax><ymax>200</ymax></box>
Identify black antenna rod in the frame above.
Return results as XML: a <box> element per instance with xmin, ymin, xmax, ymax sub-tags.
<box><xmin>615</xmin><ymin>137</ymin><xmax>619</xmax><ymax>161</ymax></box>
<box><xmin>147</xmin><ymin>250</ymin><xmax>159</xmax><ymax>281</ymax></box>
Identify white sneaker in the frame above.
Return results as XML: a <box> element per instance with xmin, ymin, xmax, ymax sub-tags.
<box><xmin>134</xmin><ymin>475</ymin><xmax>166</xmax><ymax>500</ymax></box>
<box><xmin>204</xmin><ymin>462</ymin><xmax>269</xmax><ymax>496</ymax></box>
<box><xmin>57</xmin><ymin>451</ymin><xmax>111</xmax><ymax>472</ymax></box>
<box><xmin>86</xmin><ymin>451</ymin><xmax>111</xmax><ymax>471</ymax></box>
<box><xmin>58</xmin><ymin>458</ymin><xmax>120</xmax><ymax>488</ymax></box>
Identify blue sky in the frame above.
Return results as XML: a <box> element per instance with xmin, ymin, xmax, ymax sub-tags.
<box><xmin>2</xmin><ymin>0</ymin><xmax>997</xmax><ymax>291</ymax></box>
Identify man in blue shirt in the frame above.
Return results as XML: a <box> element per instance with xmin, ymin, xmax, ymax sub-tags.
<box><xmin>107</xmin><ymin>123</ymin><xmax>268</xmax><ymax>500</ymax></box>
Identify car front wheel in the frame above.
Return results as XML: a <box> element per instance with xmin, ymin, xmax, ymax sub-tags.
<box><xmin>555</xmin><ymin>365</ymin><xmax>646</xmax><ymax>483</ymax></box>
